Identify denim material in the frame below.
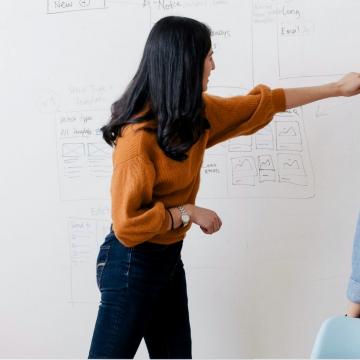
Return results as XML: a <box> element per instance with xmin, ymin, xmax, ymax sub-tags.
<box><xmin>347</xmin><ymin>212</ymin><xmax>360</xmax><ymax>303</ymax></box>
<box><xmin>88</xmin><ymin>231</ymin><xmax>192</xmax><ymax>359</ymax></box>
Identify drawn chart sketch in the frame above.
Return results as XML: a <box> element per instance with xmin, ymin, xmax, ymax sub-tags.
<box><xmin>232</xmin><ymin>156</ymin><xmax>257</xmax><ymax>186</ymax></box>
<box><xmin>199</xmin><ymin>106</ymin><xmax>314</xmax><ymax>199</ymax></box>
<box><xmin>277</xmin><ymin>153</ymin><xmax>307</xmax><ymax>186</ymax></box>
<box><xmin>276</xmin><ymin>121</ymin><xmax>302</xmax><ymax>151</ymax></box>
<box><xmin>258</xmin><ymin>154</ymin><xmax>276</xmax><ymax>183</ymax></box>
<box><xmin>229</xmin><ymin>107</ymin><xmax>314</xmax><ymax>198</ymax></box>
<box><xmin>56</xmin><ymin>110</ymin><xmax>112</xmax><ymax>200</ymax></box>
<box><xmin>147</xmin><ymin>0</ymin><xmax>254</xmax><ymax>88</ymax></box>
<box><xmin>276</xmin><ymin>0</ymin><xmax>360</xmax><ymax>78</ymax></box>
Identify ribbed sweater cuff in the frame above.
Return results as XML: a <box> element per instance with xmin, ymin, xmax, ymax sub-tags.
<box><xmin>272</xmin><ymin>88</ymin><xmax>286</xmax><ymax>113</ymax></box>
<box><xmin>159</xmin><ymin>207</ymin><xmax>171</xmax><ymax>233</ymax></box>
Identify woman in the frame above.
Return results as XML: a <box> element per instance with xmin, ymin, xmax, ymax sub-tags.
<box><xmin>347</xmin><ymin>212</ymin><xmax>360</xmax><ymax>317</ymax></box>
<box><xmin>88</xmin><ymin>16</ymin><xmax>360</xmax><ymax>359</ymax></box>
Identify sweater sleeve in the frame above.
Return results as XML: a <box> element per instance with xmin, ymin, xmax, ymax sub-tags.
<box><xmin>204</xmin><ymin>84</ymin><xmax>286</xmax><ymax>148</ymax></box>
<box><xmin>111</xmin><ymin>155</ymin><xmax>171</xmax><ymax>247</ymax></box>
<box><xmin>347</xmin><ymin>212</ymin><xmax>360</xmax><ymax>303</ymax></box>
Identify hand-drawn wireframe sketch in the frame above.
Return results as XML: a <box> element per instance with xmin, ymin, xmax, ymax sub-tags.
<box><xmin>69</xmin><ymin>217</ymin><xmax>109</xmax><ymax>303</ymax></box>
<box><xmin>255</xmin><ymin>124</ymin><xmax>274</xmax><ymax>150</ymax></box>
<box><xmin>231</xmin><ymin>156</ymin><xmax>257</xmax><ymax>186</ymax></box>
<box><xmin>47</xmin><ymin>0</ymin><xmax>106</xmax><ymax>14</ymax></box>
<box><xmin>198</xmin><ymin>154</ymin><xmax>227</xmax><ymax>198</ymax></box>
<box><xmin>48</xmin><ymin>0</ymin><xmax>316</xmax><ymax>203</ymax></box>
<box><xmin>229</xmin><ymin>136</ymin><xmax>252</xmax><ymax>152</ymax></box>
<box><xmin>199</xmin><ymin>105</ymin><xmax>315</xmax><ymax>198</ymax></box>
<box><xmin>68</xmin><ymin>218</ymin><xmax>97</xmax><ymax>303</ymax></box>
<box><xmin>258</xmin><ymin>154</ymin><xmax>276</xmax><ymax>183</ymax></box>
<box><xmin>276</xmin><ymin>0</ymin><xmax>360</xmax><ymax>78</ymax></box>
<box><xmin>277</xmin><ymin>153</ymin><xmax>307</xmax><ymax>186</ymax></box>
<box><xmin>87</xmin><ymin>143</ymin><xmax>113</xmax><ymax>178</ymax></box>
<box><xmin>275</xmin><ymin>121</ymin><xmax>302</xmax><ymax>151</ymax></box>
<box><xmin>62</xmin><ymin>143</ymin><xmax>86</xmax><ymax>157</ymax></box>
<box><xmin>56</xmin><ymin>110</ymin><xmax>112</xmax><ymax>200</ymax></box>
<box><xmin>87</xmin><ymin>142</ymin><xmax>112</xmax><ymax>158</ymax></box>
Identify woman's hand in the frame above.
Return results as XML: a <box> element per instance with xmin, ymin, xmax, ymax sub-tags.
<box><xmin>346</xmin><ymin>301</ymin><xmax>360</xmax><ymax>318</ymax></box>
<box><xmin>185</xmin><ymin>204</ymin><xmax>222</xmax><ymax>234</ymax></box>
<box><xmin>336</xmin><ymin>72</ymin><xmax>360</xmax><ymax>97</ymax></box>
<box><xmin>284</xmin><ymin>71</ymin><xmax>360</xmax><ymax>109</ymax></box>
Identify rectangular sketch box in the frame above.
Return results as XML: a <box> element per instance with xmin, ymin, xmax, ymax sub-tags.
<box><xmin>277</xmin><ymin>153</ymin><xmax>307</xmax><ymax>186</ymax></box>
<box><xmin>228</xmin><ymin>136</ymin><xmax>252</xmax><ymax>152</ymax></box>
<box><xmin>88</xmin><ymin>142</ymin><xmax>112</xmax><ymax>157</ymax></box>
<box><xmin>231</xmin><ymin>156</ymin><xmax>257</xmax><ymax>186</ymax></box>
<box><xmin>276</xmin><ymin>121</ymin><xmax>302</xmax><ymax>152</ymax></box>
<box><xmin>47</xmin><ymin>0</ymin><xmax>106</xmax><ymax>14</ymax></box>
<box><xmin>258</xmin><ymin>154</ymin><xmax>276</xmax><ymax>183</ymax></box>
<box><xmin>62</xmin><ymin>143</ymin><xmax>86</xmax><ymax>157</ymax></box>
<box><xmin>276</xmin><ymin>0</ymin><xmax>360</xmax><ymax>78</ymax></box>
<box><xmin>255</xmin><ymin>124</ymin><xmax>274</xmax><ymax>150</ymax></box>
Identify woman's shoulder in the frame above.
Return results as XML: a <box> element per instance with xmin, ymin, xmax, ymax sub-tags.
<box><xmin>113</xmin><ymin>121</ymin><xmax>158</xmax><ymax>165</ymax></box>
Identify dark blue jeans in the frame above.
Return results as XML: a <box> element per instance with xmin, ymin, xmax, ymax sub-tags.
<box><xmin>88</xmin><ymin>231</ymin><xmax>192</xmax><ymax>359</ymax></box>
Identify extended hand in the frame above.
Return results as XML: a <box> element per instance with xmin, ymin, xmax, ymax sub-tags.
<box><xmin>190</xmin><ymin>205</ymin><xmax>222</xmax><ymax>235</ymax></box>
<box><xmin>336</xmin><ymin>72</ymin><xmax>360</xmax><ymax>97</ymax></box>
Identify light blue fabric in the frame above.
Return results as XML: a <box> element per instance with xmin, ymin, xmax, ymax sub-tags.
<box><xmin>311</xmin><ymin>316</ymin><xmax>360</xmax><ymax>358</ymax></box>
<box><xmin>347</xmin><ymin>212</ymin><xmax>360</xmax><ymax>303</ymax></box>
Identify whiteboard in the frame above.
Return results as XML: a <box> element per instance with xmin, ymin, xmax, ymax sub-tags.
<box><xmin>1</xmin><ymin>0</ymin><xmax>359</xmax><ymax>358</ymax></box>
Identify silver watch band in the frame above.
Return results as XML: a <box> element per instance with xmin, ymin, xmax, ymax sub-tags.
<box><xmin>177</xmin><ymin>205</ymin><xmax>190</xmax><ymax>226</ymax></box>
<box><xmin>178</xmin><ymin>205</ymin><xmax>186</xmax><ymax>216</ymax></box>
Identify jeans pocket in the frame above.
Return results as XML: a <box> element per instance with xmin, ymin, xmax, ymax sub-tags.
<box><xmin>96</xmin><ymin>244</ymin><xmax>111</xmax><ymax>290</ymax></box>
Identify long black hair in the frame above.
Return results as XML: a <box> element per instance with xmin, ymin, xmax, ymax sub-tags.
<box><xmin>101</xmin><ymin>16</ymin><xmax>211</xmax><ymax>161</ymax></box>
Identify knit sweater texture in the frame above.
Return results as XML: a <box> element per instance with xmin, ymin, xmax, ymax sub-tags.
<box><xmin>111</xmin><ymin>85</ymin><xmax>286</xmax><ymax>247</ymax></box>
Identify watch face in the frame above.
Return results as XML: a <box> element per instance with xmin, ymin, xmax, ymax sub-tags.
<box><xmin>182</xmin><ymin>214</ymin><xmax>190</xmax><ymax>223</ymax></box>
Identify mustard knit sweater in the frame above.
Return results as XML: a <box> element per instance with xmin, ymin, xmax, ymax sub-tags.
<box><xmin>111</xmin><ymin>85</ymin><xmax>286</xmax><ymax>247</ymax></box>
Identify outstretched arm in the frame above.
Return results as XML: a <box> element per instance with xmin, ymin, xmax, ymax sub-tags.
<box><xmin>284</xmin><ymin>72</ymin><xmax>360</xmax><ymax>109</ymax></box>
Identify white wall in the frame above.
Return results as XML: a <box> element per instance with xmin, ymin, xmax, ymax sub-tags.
<box><xmin>1</xmin><ymin>0</ymin><xmax>359</xmax><ymax>357</ymax></box>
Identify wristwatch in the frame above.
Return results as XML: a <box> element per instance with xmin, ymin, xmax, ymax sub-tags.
<box><xmin>177</xmin><ymin>205</ymin><xmax>190</xmax><ymax>227</ymax></box>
